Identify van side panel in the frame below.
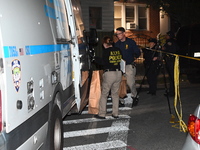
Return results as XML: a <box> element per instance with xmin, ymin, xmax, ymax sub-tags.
<box><xmin>0</xmin><ymin>0</ymin><xmax>74</xmax><ymax>132</ymax></box>
<box><xmin>0</xmin><ymin>0</ymin><xmax>89</xmax><ymax>149</ymax></box>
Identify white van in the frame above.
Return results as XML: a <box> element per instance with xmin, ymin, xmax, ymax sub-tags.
<box><xmin>0</xmin><ymin>0</ymin><xmax>94</xmax><ymax>149</ymax></box>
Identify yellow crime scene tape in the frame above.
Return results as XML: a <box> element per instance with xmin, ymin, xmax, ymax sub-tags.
<box><xmin>173</xmin><ymin>55</ymin><xmax>187</xmax><ymax>132</ymax></box>
<box><xmin>146</xmin><ymin>48</ymin><xmax>200</xmax><ymax>132</ymax></box>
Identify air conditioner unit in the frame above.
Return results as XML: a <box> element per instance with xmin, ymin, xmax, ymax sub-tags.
<box><xmin>126</xmin><ymin>22</ymin><xmax>136</xmax><ymax>30</ymax></box>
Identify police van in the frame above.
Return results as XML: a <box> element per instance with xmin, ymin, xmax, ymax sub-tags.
<box><xmin>0</xmin><ymin>0</ymin><xmax>94</xmax><ymax>149</ymax></box>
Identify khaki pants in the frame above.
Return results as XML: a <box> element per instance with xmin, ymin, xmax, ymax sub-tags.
<box><xmin>98</xmin><ymin>70</ymin><xmax>122</xmax><ymax>117</ymax></box>
<box><xmin>125</xmin><ymin>65</ymin><xmax>137</xmax><ymax>97</ymax></box>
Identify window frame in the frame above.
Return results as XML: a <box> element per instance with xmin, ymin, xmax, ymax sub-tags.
<box><xmin>114</xmin><ymin>3</ymin><xmax>149</xmax><ymax>31</ymax></box>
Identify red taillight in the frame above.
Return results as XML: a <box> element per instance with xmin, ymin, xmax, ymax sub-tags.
<box><xmin>0</xmin><ymin>90</ymin><xmax>2</xmax><ymax>131</ymax></box>
<box><xmin>188</xmin><ymin>114</ymin><xmax>200</xmax><ymax>144</ymax></box>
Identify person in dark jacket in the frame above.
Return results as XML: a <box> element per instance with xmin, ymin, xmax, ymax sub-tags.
<box><xmin>143</xmin><ymin>38</ymin><xmax>160</xmax><ymax>95</ymax></box>
<box><xmin>94</xmin><ymin>36</ymin><xmax>122</xmax><ymax>119</ymax></box>
<box><xmin>162</xmin><ymin>31</ymin><xmax>179</xmax><ymax>96</ymax></box>
<box><xmin>115</xmin><ymin>27</ymin><xmax>141</xmax><ymax>104</ymax></box>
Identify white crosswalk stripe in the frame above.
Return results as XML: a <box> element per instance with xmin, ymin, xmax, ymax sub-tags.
<box><xmin>63</xmin><ymin>95</ymin><xmax>132</xmax><ymax>149</ymax></box>
<box><xmin>64</xmin><ymin>125</ymin><xmax>129</xmax><ymax>138</ymax></box>
<box><xmin>63</xmin><ymin>116</ymin><xmax>130</xmax><ymax>149</ymax></box>
<box><xmin>63</xmin><ymin>140</ymin><xmax>126</xmax><ymax>150</ymax></box>
<box><xmin>63</xmin><ymin>115</ymin><xmax>131</xmax><ymax>125</ymax></box>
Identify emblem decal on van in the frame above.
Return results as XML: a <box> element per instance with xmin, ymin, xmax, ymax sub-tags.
<box><xmin>11</xmin><ymin>59</ymin><xmax>21</xmax><ymax>92</ymax></box>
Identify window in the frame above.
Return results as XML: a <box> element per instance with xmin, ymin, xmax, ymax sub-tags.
<box><xmin>126</xmin><ymin>6</ymin><xmax>136</xmax><ymax>29</ymax></box>
<box><xmin>114</xmin><ymin>6</ymin><xmax>122</xmax><ymax>30</ymax></box>
<box><xmin>114</xmin><ymin>4</ymin><xmax>148</xmax><ymax>30</ymax></box>
<box><xmin>138</xmin><ymin>6</ymin><xmax>147</xmax><ymax>29</ymax></box>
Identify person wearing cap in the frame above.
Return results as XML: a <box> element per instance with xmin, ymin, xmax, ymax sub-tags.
<box><xmin>115</xmin><ymin>27</ymin><xmax>141</xmax><ymax>104</ymax></box>
<box><xmin>163</xmin><ymin>31</ymin><xmax>179</xmax><ymax>53</ymax></box>
<box><xmin>162</xmin><ymin>31</ymin><xmax>179</xmax><ymax>96</ymax></box>
<box><xmin>142</xmin><ymin>38</ymin><xmax>160</xmax><ymax>95</ymax></box>
<box><xmin>94</xmin><ymin>36</ymin><xmax>122</xmax><ymax>119</ymax></box>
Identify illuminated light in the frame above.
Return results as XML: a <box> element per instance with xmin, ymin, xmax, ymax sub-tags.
<box><xmin>73</xmin><ymin>6</ymin><xmax>79</xmax><ymax>14</ymax></box>
<box><xmin>188</xmin><ymin>114</ymin><xmax>200</xmax><ymax>144</ymax></box>
<box><xmin>194</xmin><ymin>52</ymin><xmax>200</xmax><ymax>57</ymax></box>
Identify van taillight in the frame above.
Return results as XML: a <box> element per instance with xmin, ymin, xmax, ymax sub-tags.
<box><xmin>188</xmin><ymin>114</ymin><xmax>200</xmax><ymax>144</ymax></box>
<box><xmin>0</xmin><ymin>90</ymin><xmax>2</xmax><ymax>131</ymax></box>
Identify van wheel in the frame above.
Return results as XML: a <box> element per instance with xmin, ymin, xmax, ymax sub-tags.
<box><xmin>49</xmin><ymin>105</ymin><xmax>63</xmax><ymax>150</ymax></box>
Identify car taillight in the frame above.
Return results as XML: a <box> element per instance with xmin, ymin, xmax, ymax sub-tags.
<box><xmin>188</xmin><ymin>114</ymin><xmax>200</xmax><ymax>144</ymax></box>
<box><xmin>0</xmin><ymin>90</ymin><xmax>2</xmax><ymax>131</ymax></box>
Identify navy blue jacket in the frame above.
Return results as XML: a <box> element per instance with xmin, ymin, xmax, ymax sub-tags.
<box><xmin>115</xmin><ymin>37</ymin><xmax>141</xmax><ymax>65</ymax></box>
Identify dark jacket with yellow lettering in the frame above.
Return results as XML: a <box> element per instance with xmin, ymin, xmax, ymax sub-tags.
<box><xmin>95</xmin><ymin>46</ymin><xmax>122</xmax><ymax>70</ymax></box>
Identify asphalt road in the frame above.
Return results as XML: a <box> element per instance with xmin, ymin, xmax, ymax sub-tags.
<box><xmin>127</xmin><ymin>82</ymin><xmax>200</xmax><ymax>150</ymax></box>
<box><xmin>63</xmin><ymin>80</ymin><xmax>200</xmax><ymax>150</ymax></box>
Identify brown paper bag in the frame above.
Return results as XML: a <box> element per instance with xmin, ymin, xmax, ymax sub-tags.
<box><xmin>119</xmin><ymin>75</ymin><xmax>127</xmax><ymax>98</ymax></box>
<box><xmin>81</xmin><ymin>71</ymin><xmax>89</xmax><ymax>86</ymax></box>
<box><xmin>88</xmin><ymin>71</ymin><xmax>101</xmax><ymax>114</ymax></box>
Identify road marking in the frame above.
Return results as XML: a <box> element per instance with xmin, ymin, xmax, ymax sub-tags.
<box><xmin>63</xmin><ymin>125</ymin><xmax>129</xmax><ymax>138</ymax></box>
<box><xmin>63</xmin><ymin>140</ymin><xmax>126</xmax><ymax>150</ymax></box>
<box><xmin>81</xmin><ymin>107</ymin><xmax>132</xmax><ymax>114</ymax></box>
<box><xmin>63</xmin><ymin>116</ymin><xmax>130</xmax><ymax>149</ymax></box>
<box><xmin>106</xmin><ymin>119</ymin><xmax>130</xmax><ymax>144</ymax></box>
<box><xmin>63</xmin><ymin>115</ymin><xmax>131</xmax><ymax>125</ymax></box>
<box><xmin>63</xmin><ymin>99</ymin><xmax>131</xmax><ymax>150</ymax></box>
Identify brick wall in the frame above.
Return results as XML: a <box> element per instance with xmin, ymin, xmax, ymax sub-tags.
<box><xmin>149</xmin><ymin>6</ymin><xmax>160</xmax><ymax>38</ymax></box>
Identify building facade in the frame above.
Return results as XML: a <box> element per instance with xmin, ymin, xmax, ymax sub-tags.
<box><xmin>79</xmin><ymin>0</ymin><xmax>169</xmax><ymax>58</ymax></box>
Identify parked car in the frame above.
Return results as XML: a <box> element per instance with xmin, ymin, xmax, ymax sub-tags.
<box><xmin>182</xmin><ymin>104</ymin><xmax>200</xmax><ymax>150</ymax></box>
<box><xmin>176</xmin><ymin>24</ymin><xmax>200</xmax><ymax>83</ymax></box>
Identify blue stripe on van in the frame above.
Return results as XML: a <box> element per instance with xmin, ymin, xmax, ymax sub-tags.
<box><xmin>3</xmin><ymin>46</ymin><xmax>18</xmax><ymax>58</ymax></box>
<box><xmin>4</xmin><ymin>44</ymin><xmax>70</xmax><ymax>58</ymax></box>
<box><xmin>44</xmin><ymin>5</ymin><xmax>65</xmax><ymax>22</ymax></box>
<box><xmin>44</xmin><ymin>5</ymin><xmax>56</xmax><ymax>19</ymax></box>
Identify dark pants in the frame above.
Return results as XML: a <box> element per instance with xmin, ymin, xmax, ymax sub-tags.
<box><xmin>165</xmin><ymin>56</ymin><xmax>175</xmax><ymax>95</ymax></box>
<box><xmin>145</xmin><ymin>61</ymin><xmax>159</xmax><ymax>93</ymax></box>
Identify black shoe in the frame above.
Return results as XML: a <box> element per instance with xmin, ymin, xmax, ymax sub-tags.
<box><xmin>120</xmin><ymin>95</ymin><xmax>128</xmax><ymax>99</ymax></box>
<box><xmin>119</xmin><ymin>101</ymin><xmax>125</xmax><ymax>107</ymax></box>
<box><xmin>112</xmin><ymin>115</ymin><xmax>119</xmax><ymax>119</ymax></box>
<box><xmin>94</xmin><ymin>115</ymin><xmax>106</xmax><ymax>119</ymax></box>
<box><xmin>131</xmin><ymin>96</ymin><xmax>139</xmax><ymax>107</ymax></box>
<box><xmin>147</xmin><ymin>91</ymin><xmax>156</xmax><ymax>95</ymax></box>
<box><xmin>107</xmin><ymin>95</ymin><xmax>112</xmax><ymax>98</ymax></box>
